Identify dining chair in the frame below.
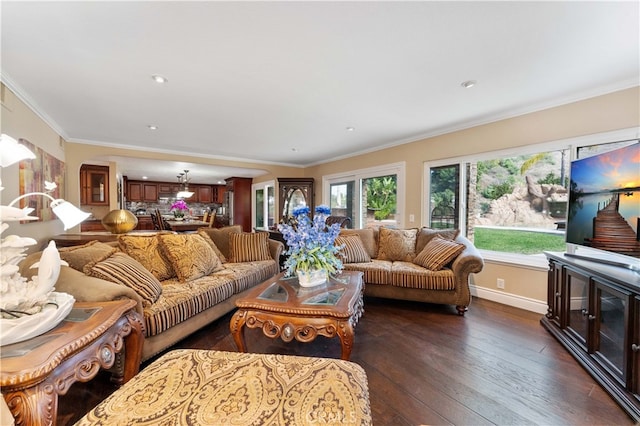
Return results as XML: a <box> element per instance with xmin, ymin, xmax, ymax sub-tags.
<box><xmin>202</xmin><ymin>211</ymin><xmax>209</xmax><ymax>224</ymax></box>
<box><xmin>155</xmin><ymin>209</ymin><xmax>172</xmax><ymax>231</ymax></box>
<box><xmin>208</xmin><ymin>211</ymin><xmax>216</xmax><ymax>228</ymax></box>
<box><xmin>150</xmin><ymin>211</ymin><xmax>161</xmax><ymax>230</ymax></box>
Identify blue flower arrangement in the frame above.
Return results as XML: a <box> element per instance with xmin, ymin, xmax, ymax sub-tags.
<box><xmin>278</xmin><ymin>205</ymin><xmax>343</xmax><ymax>277</ymax></box>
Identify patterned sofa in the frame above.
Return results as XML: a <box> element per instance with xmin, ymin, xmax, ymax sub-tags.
<box><xmin>336</xmin><ymin>227</ymin><xmax>484</xmax><ymax>315</ymax></box>
<box><xmin>20</xmin><ymin>226</ymin><xmax>283</xmax><ymax>361</ymax></box>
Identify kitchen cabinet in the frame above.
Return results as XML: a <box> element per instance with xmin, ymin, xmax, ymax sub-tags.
<box><xmin>80</xmin><ymin>165</ymin><xmax>109</xmax><ymax>206</ymax></box>
<box><xmin>224</xmin><ymin>177</ymin><xmax>252</xmax><ymax>232</ymax></box>
<box><xmin>80</xmin><ymin>220</ymin><xmax>105</xmax><ymax>232</ymax></box>
<box><xmin>158</xmin><ymin>184</ymin><xmax>180</xmax><ymax>198</ymax></box>
<box><xmin>127</xmin><ymin>182</ymin><xmax>158</xmax><ymax>202</ymax></box>
<box><xmin>541</xmin><ymin>252</ymin><xmax>640</xmax><ymax>422</ymax></box>
<box><xmin>195</xmin><ymin>185</ymin><xmax>213</xmax><ymax>203</ymax></box>
<box><xmin>214</xmin><ymin>185</ymin><xmax>226</xmax><ymax>204</ymax></box>
<box><xmin>134</xmin><ymin>216</ymin><xmax>154</xmax><ymax>230</ymax></box>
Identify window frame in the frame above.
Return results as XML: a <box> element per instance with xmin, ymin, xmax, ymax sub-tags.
<box><xmin>322</xmin><ymin>162</ymin><xmax>406</xmax><ymax>229</ymax></box>
<box><xmin>423</xmin><ymin>127</ymin><xmax>639</xmax><ymax>269</ymax></box>
<box><xmin>251</xmin><ymin>180</ymin><xmax>275</xmax><ymax>230</ymax></box>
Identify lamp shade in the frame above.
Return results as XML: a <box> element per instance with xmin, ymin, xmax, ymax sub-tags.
<box><xmin>50</xmin><ymin>199</ymin><xmax>92</xmax><ymax>230</ymax></box>
<box><xmin>176</xmin><ymin>190</ymin><xmax>194</xmax><ymax>199</ymax></box>
<box><xmin>101</xmin><ymin>209</ymin><xmax>138</xmax><ymax>234</ymax></box>
<box><xmin>0</xmin><ymin>134</ymin><xmax>36</xmax><ymax>167</ymax></box>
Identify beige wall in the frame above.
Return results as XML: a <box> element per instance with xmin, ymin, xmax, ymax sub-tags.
<box><xmin>3</xmin><ymin>81</ymin><xmax>639</xmax><ymax>310</ymax></box>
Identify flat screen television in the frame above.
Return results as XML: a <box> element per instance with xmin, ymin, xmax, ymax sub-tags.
<box><xmin>565</xmin><ymin>141</ymin><xmax>640</xmax><ymax>271</ymax></box>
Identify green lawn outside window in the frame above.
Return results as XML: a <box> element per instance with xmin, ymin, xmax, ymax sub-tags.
<box><xmin>473</xmin><ymin>228</ymin><xmax>566</xmax><ymax>254</ymax></box>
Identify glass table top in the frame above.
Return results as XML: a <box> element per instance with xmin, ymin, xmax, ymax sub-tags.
<box><xmin>257</xmin><ymin>274</ymin><xmax>351</xmax><ymax>306</ymax></box>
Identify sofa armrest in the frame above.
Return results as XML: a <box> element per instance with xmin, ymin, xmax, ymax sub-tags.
<box><xmin>451</xmin><ymin>235</ymin><xmax>484</xmax><ymax>278</ymax></box>
<box><xmin>54</xmin><ymin>266</ymin><xmax>145</xmax><ymax>316</ymax></box>
<box><xmin>268</xmin><ymin>239</ymin><xmax>284</xmax><ymax>262</ymax></box>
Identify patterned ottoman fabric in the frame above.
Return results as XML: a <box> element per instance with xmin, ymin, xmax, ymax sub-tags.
<box><xmin>76</xmin><ymin>349</ymin><xmax>372</xmax><ymax>425</ymax></box>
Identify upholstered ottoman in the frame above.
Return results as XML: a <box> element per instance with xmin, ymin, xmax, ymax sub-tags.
<box><xmin>76</xmin><ymin>349</ymin><xmax>372</xmax><ymax>425</ymax></box>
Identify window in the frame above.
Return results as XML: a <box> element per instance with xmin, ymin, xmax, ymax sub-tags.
<box><xmin>424</xmin><ymin>128</ymin><xmax>639</xmax><ymax>266</ymax></box>
<box><xmin>324</xmin><ymin>162</ymin><xmax>405</xmax><ymax>229</ymax></box>
<box><xmin>252</xmin><ymin>181</ymin><xmax>275</xmax><ymax>230</ymax></box>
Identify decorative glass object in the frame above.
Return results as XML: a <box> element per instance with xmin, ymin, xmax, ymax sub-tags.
<box><xmin>296</xmin><ymin>268</ymin><xmax>328</xmax><ymax>287</ymax></box>
<box><xmin>102</xmin><ymin>209</ymin><xmax>138</xmax><ymax>234</ymax></box>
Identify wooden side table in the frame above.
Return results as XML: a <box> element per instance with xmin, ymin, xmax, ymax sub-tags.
<box><xmin>1</xmin><ymin>300</ymin><xmax>144</xmax><ymax>426</ymax></box>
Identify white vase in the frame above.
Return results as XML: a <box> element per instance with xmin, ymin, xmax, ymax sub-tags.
<box><xmin>296</xmin><ymin>268</ymin><xmax>328</xmax><ymax>287</ymax></box>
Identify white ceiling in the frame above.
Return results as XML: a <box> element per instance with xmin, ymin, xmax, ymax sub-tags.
<box><xmin>2</xmin><ymin>1</ymin><xmax>638</xmax><ymax>183</ymax></box>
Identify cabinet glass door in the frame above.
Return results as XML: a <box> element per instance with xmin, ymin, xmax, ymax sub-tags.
<box><xmin>565</xmin><ymin>268</ymin><xmax>591</xmax><ymax>351</ymax></box>
<box><xmin>547</xmin><ymin>260</ymin><xmax>563</xmax><ymax>326</ymax></box>
<box><xmin>634</xmin><ymin>296</ymin><xmax>640</xmax><ymax>394</ymax></box>
<box><xmin>594</xmin><ymin>282</ymin><xmax>628</xmax><ymax>385</ymax></box>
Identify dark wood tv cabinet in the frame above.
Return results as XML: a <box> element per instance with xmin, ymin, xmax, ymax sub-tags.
<box><xmin>541</xmin><ymin>252</ymin><xmax>640</xmax><ymax>422</ymax></box>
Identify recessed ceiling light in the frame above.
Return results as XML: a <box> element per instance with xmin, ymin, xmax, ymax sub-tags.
<box><xmin>461</xmin><ymin>80</ymin><xmax>477</xmax><ymax>89</ymax></box>
<box><xmin>142</xmin><ymin>176</ymin><xmax>148</xmax><ymax>180</ymax></box>
<box><xmin>147</xmin><ymin>125</ymin><xmax>158</xmax><ymax>130</ymax></box>
<box><xmin>346</xmin><ymin>127</ymin><xmax>355</xmax><ymax>132</ymax></box>
<box><xmin>151</xmin><ymin>74</ymin><xmax>168</xmax><ymax>84</ymax></box>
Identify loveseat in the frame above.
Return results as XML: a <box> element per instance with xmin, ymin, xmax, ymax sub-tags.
<box><xmin>20</xmin><ymin>226</ymin><xmax>283</xmax><ymax>362</ymax></box>
<box><xmin>335</xmin><ymin>227</ymin><xmax>484</xmax><ymax>315</ymax></box>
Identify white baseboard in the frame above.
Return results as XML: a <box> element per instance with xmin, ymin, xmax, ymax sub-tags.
<box><xmin>470</xmin><ymin>285</ymin><xmax>548</xmax><ymax>314</ymax></box>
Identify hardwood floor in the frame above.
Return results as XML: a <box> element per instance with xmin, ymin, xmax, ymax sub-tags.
<box><xmin>57</xmin><ymin>297</ymin><xmax>634</xmax><ymax>425</ymax></box>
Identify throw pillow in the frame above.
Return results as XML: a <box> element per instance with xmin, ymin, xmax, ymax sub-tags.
<box><xmin>335</xmin><ymin>235</ymin><xmax>371</xmax><ymax>263</ymax></box>
<box><xmin>197</xmin><ymin>225</ymin><xmax>242</xmax><ymax>262</ymax></box>
<box><xmin>158</xmin><ymin>234</ymin><xmax>223</xmax><ymax>282</ymax></box>
<box><xmin>58</xmin><ymin>241</ymin><xmax>117</xmax><ymax>272</ymax></box>
<box><xmin>339</xmin><ymin>228</ymin><xmax>378</xmax><ymax>259</ymax></box>
<box><xmin>377</xmin><ymin>227</ymin><xmax>418</xmax><ymax>262</ymax></box>
<box><xmin>413</xmin><ymin>235</ymin><xmax>466</xmax><ymax>271</ymax></box>
<box><xmin>196</xmin><ymin>229</ymin><xmax>227</xmax><ymax>263</ymax></box>
<box><xmin>118</xmin><ymin>234</ymin><xmax>176</xmax><ymax>281</ymax></box>
<box><xmin>88</xmin><ymin>252</ymin><xmax>162</xmax><ymax>307</ymax></box>
<box><xmin>415</xmin><ymin>227</ymin><xmax>460</xmax><ymax>254</ymax></box>
<box><xmin>229</xmin><ymin>232</ymin><xmax>271</xmax><ymax>263</ymax></box>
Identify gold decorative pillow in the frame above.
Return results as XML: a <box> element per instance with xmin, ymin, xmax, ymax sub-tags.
<box><xmin>229</xmin><ymin>232</ymin><xmax>271</xmax><ymax>263</ymax></box>
<box><xmin>197</xmin><ymin>225</ymin><xmax>242</xmax><ymax>262</ymax></box>
<box><xmin>339</xmin><ymin>228</ymin><xmax>378</xmax><ymax>259</ymax></box>
<box><xmin>158</xmin><ymin>234</ymin><xmax>223</xmax><ymax>282</ymax></box>
<box><xmin>88</xmin><ymin>252</ymin><xmax>162</xmax><ymax>307</ymax></box>
<box><xmin>118</xmin><ymin>234</ymin><xmax>175</xmax><ymax>281</ymax></box>
<box><xmin>413</xmin><ymin>235</ymin><xmax>465</xmax><ymax>271</ymax></box>
<box><xmin>415</xmin><ymin>227</ymin><xmax>460</xmax><ymax>254</ymax></box>
<box><xmin>58</xmin><ymin>241</ymin><xmax>117</xmax><ymax>273</ymax></box>
<box><xmin>196</xmin><ymin>229</ymin><xmax>228</xmax><ymax>263</ymax></box>
<box><xmin>335</xmin><ymin>235</ymin><xmax>371</xmax><ymax>263</ymax></box>
<box><xmin>377</xmin><ymin>227</ymin><xmax>417</xmax><ymax>262</ymax></box>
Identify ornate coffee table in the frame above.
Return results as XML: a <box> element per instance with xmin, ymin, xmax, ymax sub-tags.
<box><xmin>230</xmin><ymin>271</ymin><xmax>364</xmax><ymax>360</ymax></box>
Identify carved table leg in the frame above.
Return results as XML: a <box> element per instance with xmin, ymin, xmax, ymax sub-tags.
<box><xmin>229</xmin><ymin>309</ymin><xmax>248</xmax><ymax>352</ymax></box>
<box><xmin>121</xmin><ymin>309</ymin><xmax>145</xmax><ymax>383</ymax></box>
<box><xmin>6</xmin><ymin>378</ymin><xmax>58</xmax><ymax>426</ymax></box>
<box><xmin>337</xmin><ymin>320</ymin><xmax>355</xmax><ymax>360</ymax></box>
